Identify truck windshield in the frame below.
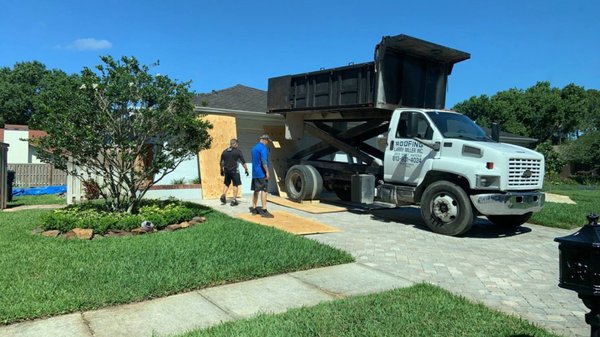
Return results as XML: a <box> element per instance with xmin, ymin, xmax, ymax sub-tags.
<box><xmin>426</xmin><ymin>111</ymin><xmax>491</xmax><ymax>141</ymax></box>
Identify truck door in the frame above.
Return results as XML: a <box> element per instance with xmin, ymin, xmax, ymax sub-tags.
<box><xmin>385</xmin><ymin>111</ymin><xmax>437</xmax><ymax>184</ymax></box>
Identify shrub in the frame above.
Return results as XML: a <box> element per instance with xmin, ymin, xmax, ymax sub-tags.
<box><xmin>170</xmin><ymin>177</ymin><xmax>186</xmax><ymax>185</ymax></box>
<box><xmin>82</xmin><ymin>179</ymin><xmax>101</xmax><ymax>200</ymax></box>
<box><xmin>536</xmin><ymin>141</ymin><xmax>565</xmax><ymax>174</ymax></box>
<box><xmin>40</xmin><ymin>199</ymin><xmax>209</xmax><ymax>234</ymax></box>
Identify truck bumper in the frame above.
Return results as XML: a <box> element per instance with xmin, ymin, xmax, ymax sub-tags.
<box><xmin>470</xmin><ymin>192</ymin><xmax>545</xmax><ymax>215</ymax></box>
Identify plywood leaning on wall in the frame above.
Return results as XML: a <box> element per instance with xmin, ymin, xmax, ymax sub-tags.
<box><xmin>198</xmin><ymin>114</ymin><xmax>238</xmax><ymax>199</ymax></box>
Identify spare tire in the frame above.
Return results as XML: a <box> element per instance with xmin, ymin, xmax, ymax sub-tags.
<box><xmin>285</xmin><ymin>165</ymin><xmax>323</xmax><ymax>201</ymax></box>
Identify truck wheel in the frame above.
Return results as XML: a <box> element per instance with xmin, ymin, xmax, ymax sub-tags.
<box><xmin>421</xmin><ymin>181</ymin><xmax>473</xmax><ymax>236</ymax></box>
<box><xmin>487</xmin><ymin>213</ymin><xmax>533</xmax><ymax>228</ymax></box>
<box><xmin>285</xmin><ymin>165</ymin><xmax>323</xmax><ymax>201</ymax></box>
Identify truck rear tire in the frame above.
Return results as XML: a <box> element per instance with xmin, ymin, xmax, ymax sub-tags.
<box><xmin>421</xmin><ymin>181</ymin><xmax>473</xmax><ymax>236</ymax></box>
<box><xmin>487</xmin><ymin>213</ymin><xmax>533</xmax><ymax>228</ymax></box>
<box><xmin>285</xmin><ymin>165</ymin><xmax>323</xmax><ymax>201</ymax></box>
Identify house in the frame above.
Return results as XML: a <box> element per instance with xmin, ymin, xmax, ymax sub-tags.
<box><xmin>193</xmin><ymin>84</ymin><xmax>286</xmax><ymax>198</ymax></box>
<box><xmin>0</xmin><ymin>125</ymin><xmax>46</xmax><ymax>164</ymax></box>
<box><xmin>144</xmin><ymin>84</ymin><xmax>286</xmax><ymax>200</ymax></box>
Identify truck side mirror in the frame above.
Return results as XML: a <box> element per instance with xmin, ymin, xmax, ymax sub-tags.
<box><xmin>491</xmin><ymin>123</ymin><xmax>500</xmax><ymax>142</ymax></box>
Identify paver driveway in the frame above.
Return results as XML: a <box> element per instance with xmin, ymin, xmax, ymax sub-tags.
<box><xmin>205</xmin><ymin>197</ymin><xmax>588</xmax><ymax>337</ymax></box>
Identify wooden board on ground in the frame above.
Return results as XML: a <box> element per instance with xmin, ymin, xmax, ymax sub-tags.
<box><xmin>199</xmin><ymin>114</ymin><xmax>237</xmax><ymax>199</ymax></box>
<box><xmin>545</xmin><ymin>193</ymin><xmax>576</xmax><ymax>204</ymax></box>
<box><xmin>269</xmin><ymin>195</ymin><xmax>347</xmax><ymax>214</ymax></box>
<box><xmin>237</xmin><ymin>211</ymin><xmax>340</xmax><ymax>235</ymax></box>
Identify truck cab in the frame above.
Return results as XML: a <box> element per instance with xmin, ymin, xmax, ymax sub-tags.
<box><xmin>378</xmin><ymin>108</ymin><xmax>545</xmax><ymax>235</ymax></box>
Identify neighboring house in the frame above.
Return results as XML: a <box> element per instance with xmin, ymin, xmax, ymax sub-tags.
<box><xmin>0</xmin><ymin>125</ymin><xmax>46</xmax><ymax>164</ymax></box>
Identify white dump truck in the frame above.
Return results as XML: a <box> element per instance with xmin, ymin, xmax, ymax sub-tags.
<box><xmin>267</xmin><ymin>34</ymin><xmax>545</xmax><ymax>236</ymax></box>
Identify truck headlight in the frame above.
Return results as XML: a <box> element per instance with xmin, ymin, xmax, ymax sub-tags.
<box><xmin>476</xmin><ymin>175</ymin><xmax>500</xmax><ymax>189</ymax></box>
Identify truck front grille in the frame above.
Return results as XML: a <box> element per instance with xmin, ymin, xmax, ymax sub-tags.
<box><xmin>508</xmin><ymin>158</ymin><xmax>542</xmax><ymax>187</ymax></box>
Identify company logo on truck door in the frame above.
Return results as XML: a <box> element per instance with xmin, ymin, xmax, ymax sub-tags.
<box><xmin>391</xmin><ymin>140</ymin><xmax>424</xmax><ymax>166</ymax></box>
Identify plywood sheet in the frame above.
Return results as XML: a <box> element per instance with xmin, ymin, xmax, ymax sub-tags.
<box><xmin>199</xmin><ymin>114</ymin><xmax>238</xmax><ymax>199</ymax></box>
<box><xmin>269</xmin><ymin>196</ymin><xmax>347</xmax><ymax>214</ymax></box>
<box><xmin>237</xmin><ymin>211</ymin><xmax>340</xmax><ymax>235</ymax></box>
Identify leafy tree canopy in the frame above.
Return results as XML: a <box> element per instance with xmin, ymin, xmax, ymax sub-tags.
<box><xmin>0</xmin><ymin>61</ymin><xmax>63</xmax><ymax>126</ymax></box>
<box><xmin>453</xmin><ymin>81</ymin><xmax>600</xmax><ymax>144</ymax></box>
<box><xmin>32</xmin><ymin>56</ymin><xmax>212</xmax><ymax>213</ymax></box>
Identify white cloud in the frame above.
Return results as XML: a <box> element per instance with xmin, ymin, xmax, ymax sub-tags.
<box><xmin>67</xmin><ymin>38</ymin><xmax>113</xmax><ymax>51</ymax></box>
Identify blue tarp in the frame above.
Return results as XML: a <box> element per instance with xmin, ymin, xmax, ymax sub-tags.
<box><xmin>12</xmin><ymin>185</ymin><xmax>67</xmax><ymax>196</ymax></box>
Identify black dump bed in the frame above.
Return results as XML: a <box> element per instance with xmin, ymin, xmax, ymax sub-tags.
<box><xmin>267</xmin><ymin>34</ymin><xmax>469</xmax><ymax>114</ymax></box>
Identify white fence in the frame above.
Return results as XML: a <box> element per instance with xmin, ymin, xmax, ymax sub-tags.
<box><xmin>66</xmin><ymin>161</ymin><xmax>105</xmax><ymax>205</ymax></box>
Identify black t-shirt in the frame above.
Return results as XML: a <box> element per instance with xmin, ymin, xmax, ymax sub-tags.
<box><xmin>220</xmin><ymin>147</ymin><xmax>246</xmax><ymax>173</ymax></box>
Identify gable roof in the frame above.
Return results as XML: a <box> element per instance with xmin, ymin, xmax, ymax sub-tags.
<box><xmin>193</xmin><ymin>84</ymin><xmax>267</xmax><ymax>113</ymax></box>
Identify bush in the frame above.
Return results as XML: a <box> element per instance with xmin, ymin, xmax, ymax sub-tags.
<box><xmin>82</xmin><ymin>179</ymin><xmax>101</xmax><ymax>200</ymax></box>
<box><xmin>40</xmin><ymin>199</ymin><xmax>209</xmax><ymax>234</ymax></box>
<box><xmin>536</xmin><ymin>141</ymin><xmax>565</xmax><ymax>174</ymax></box>
<box><xmin>170</xmin><ymin>177</ymin><xmax>186</xmax><ymax>185</ymax></box>
<box><xmin>562</xmin><ymin>131</ymin><xmax>600</xmax><ymax>173</ymax></box>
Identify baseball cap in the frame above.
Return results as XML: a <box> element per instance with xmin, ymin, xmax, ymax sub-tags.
<box><xmin>259</xmin><ymin>134</ymin><xmax>271</xmax><ymax>141</ymax></box>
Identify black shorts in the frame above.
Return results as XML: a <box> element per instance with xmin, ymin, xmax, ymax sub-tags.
<box><xmin>224</xmin><ymin>172</ymin><xmax>242</xmax><ymax>186</ymax></box>
<box><xmin>251</xmin><ymin>178</ymin><xmax>268</xmax><ymax>192</ymax></box>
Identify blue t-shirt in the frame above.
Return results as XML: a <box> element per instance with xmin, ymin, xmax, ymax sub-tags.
<box><xmin>251</xmin><ymin>142</ymin><xmax>269</xmax><ymax>178</ymax></box>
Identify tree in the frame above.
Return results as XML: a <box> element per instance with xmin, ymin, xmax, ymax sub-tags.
<box><xmin>32</xmin><ymin>56</ymin><xmax>212</xmax><ymax>213</ymax></box>
<box><xmin>453</xmin><ymin>82</ymin><xmax>598</xmax><ymax>145</ymax></box>
<box><xmin>0</xmin><ymin>61</ymin><xmax>49</xmax><ymax>126</ymax></box>
<box><xmin>561</xmin><ymin>130</ymin><xmax>600</xmax><ymax>175</ymax></box>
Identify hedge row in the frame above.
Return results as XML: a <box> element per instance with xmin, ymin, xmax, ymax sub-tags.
<box><xmin>40</xmin><ymin>199</ymin><xmax>209</xmax><ymax>234</ymax></box>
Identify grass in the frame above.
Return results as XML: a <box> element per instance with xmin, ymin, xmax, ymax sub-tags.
<box><xmin>530</xmin><ymin>183</ymin><xmax>600</xmax><ymax>229</ymax></box>
<box><xmin>176</xmin><ymin>283</ymin><xmax>559</xmax><ymax>337</ymax></box>
<box><xmin>7</xmin><ymin>194</ymin><xmax>65</xmax><ymax>207</ymax></box>
<box><xmin>0</xmin><ymin>208</ymin><xmax>353</xmax><ymax>324</ymax></box>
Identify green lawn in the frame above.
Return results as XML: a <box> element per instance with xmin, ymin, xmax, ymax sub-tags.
<box><xmin>177</xmin><ymin>283</ymin><xmax>559</xmax><ymax>337</ymax></box>
<box><xmin>7</xmin><ymin>194</ymin><xmax>65</xmax><ymax>207</ymax></box>
<box><xmin>530</xmin><ymin>183</ymin><xmax>599</xmax><ymax>229</ymax></box>
<box><xmin>0</xmin><ymin>208</ymin><xmax>353</xmax><ymax>324</ymax></box>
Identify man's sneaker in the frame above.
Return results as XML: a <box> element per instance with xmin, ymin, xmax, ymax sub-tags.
<box><xmin>220</xmin><ymin>195</ymin><xmax>226</xmax><ymax>204</ymax></box>
<box><xmin>260</xmin><ymin>209</ymin><xmax>274</xmax><ymax>218</ymax></box>
<box><xmin>230</xmin><ymin>199</ymin><xmax>239</xmax><ymax>206</ymax></box>
<box><xmin>249</xmin><ymin>207</ymin><xmax>259</xmax><ymax>215</ymax></box>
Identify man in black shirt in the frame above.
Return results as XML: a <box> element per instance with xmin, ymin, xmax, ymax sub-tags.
<box><xmin>220</xmin><ymin>139</ymin><xmax>249</xmax><ymax>206</ymax></box>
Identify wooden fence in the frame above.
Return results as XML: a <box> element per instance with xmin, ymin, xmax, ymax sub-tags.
<box><xmin>0</xmin><ymin>143</ymin><xmax>8</xmax><ymax>209</ymax></box>
<box><xmin>7</xmin><ymin>163</ymin><xmax>67</xmax><ymax>187</ymax></box>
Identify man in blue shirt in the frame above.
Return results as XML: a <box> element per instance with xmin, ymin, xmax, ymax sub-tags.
<box><xmin>250</xmin><ymin>134</ymin><xmax>274</xmax><ymax>218</ymax></box>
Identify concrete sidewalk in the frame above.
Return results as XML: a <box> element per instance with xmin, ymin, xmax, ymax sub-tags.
<box><xmin>0</xmin><ymin>263</ymin><xmax>412</xmax><ymax>337</ymax></box>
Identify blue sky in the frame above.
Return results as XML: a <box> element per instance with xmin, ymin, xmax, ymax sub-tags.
<box><xmin>1</xmin><ymin>0</ymin><xmax>598</xmax><ymax>107</ymax></box>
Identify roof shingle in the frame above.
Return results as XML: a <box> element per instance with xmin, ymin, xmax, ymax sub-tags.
<box><xmin>193</xmin><ymin>84</ymin><xmax>267</xmax><ymax>113</ymax></box>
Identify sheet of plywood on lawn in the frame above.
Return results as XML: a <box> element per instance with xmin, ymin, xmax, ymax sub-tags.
<box><xmin>269</xmin><ymin>196</ymin><xmax>347</xmax><ymax>214</ymax></box>
<box><xmin>199</xmin><ymin>114</ymin><xmax>237</xmax><ymax>199</ymax></box>
<box><xmin>263</xmin><ymin>125</ymin><xmax>297</xmax><ymax>197</ymax></box>
<box><xmin>237</xmin><ymin>211</ymin><xmax>340</xmax><ymax>235</ymax></box>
